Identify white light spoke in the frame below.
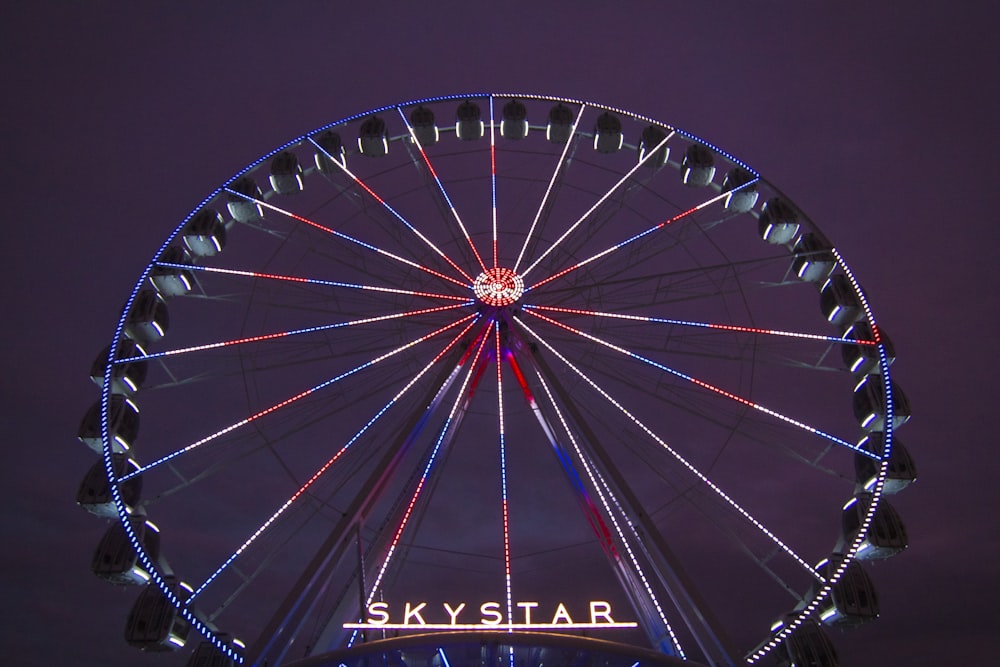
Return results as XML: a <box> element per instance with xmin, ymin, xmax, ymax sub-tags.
<box><xmin>514</xmin><ymin>104</ymin><xmax>586</xmax><ymax>273</ymax></box>
<box><xmin>521</xmin><ymin>131</ymin><xmax>674</xmax><ymax>279</ymax></box>
<box><xmin>515</xmin><ymin>316</ymin><xmax>822</xmax><ymax>581</ymax></box>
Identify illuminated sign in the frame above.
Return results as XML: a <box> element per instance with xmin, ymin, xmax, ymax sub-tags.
<box><xmin>343</xmin><ymin>600</ymin><xmax>637</xmax><ymax>630</ymax></box>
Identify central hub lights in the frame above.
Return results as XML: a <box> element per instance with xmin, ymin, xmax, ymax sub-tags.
<box><xmin>473</xmin><ymin>267</ymin><xmax>524</xmax><ymax>307</ymax></box>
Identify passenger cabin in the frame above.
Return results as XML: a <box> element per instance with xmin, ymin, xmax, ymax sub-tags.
<box><xmin>855</xmin><ymin>432</ymin><xmax>917</xmax><ymax>494</ymax></box>
<box><xmin>183</xmin><ymin>209</ymin><xmax>226</xmax><ymax>258</ymax></box>
<box><xmin>312</xmin><ymin>130</ymin><xmax>346</xmax><ymax>173</ymax></box>
<box><xmin>408</xmin><ymin>106</ymin><xmax>439</xmax><ymax>146</ymax></box>
<box><xmin>594</xmin><ymin>112</ymin><xmax>623</xmax><ymax>153</ymax></box>
<box><xmin>681</xmin><ymin>144</ymin><xmax>716</xmax><ymax>186</ymax></box>
<box><xmin>269</xmin><ymin>151</ymin><xmax>303</xmax><ymax>194</ymax></box>
<box><xmin>792</xmin><ymin>233</ymin><xmax>836</xmax><ymax>285</ymax></box>
<box><xmin>90</xmin><ymin>339</ymin><xmax>147</xmax><ymax>396</ymax></box>
<box><xmin>815</xmin><ymin>554</ymin><xmax>879</xmax><ymax>627</ymax></box>
<box><xmin>819</xmin><ymin>275</ymin><xmax>862</xmax><ymax>328</ymax></box>
<box><xmin>358</xmin><ymin>116</ymin><xmax>389</xmax><ymax>156</ymax></box>
<box><xmin>758</xmin><ymin>198</ymin><xmax>800</xmax><ymax>245</ymax></box>
<box><xmin>125</xmin><ymin>290</ymin><xmax>169</xmax><ymax>343</ymax></box>
<box><xmin>125</xmin><ymin>578</ymin><xmax>193</xmax><ymax>651</ymax></box>
<box><xmin>76</xmin><ymin>454</ymin><xmax>143</xmax><ymax>517</ymax></box>
<box><xmin>92</xmin><ymin>516</ymin><xmax>161</xmax><ymax>585</ymax></box>
<box><xmin>186</xmin><ymin>637</ymin><xmax>245</xmax><ymax>667</ymax></box>
<box><xmin>226</xmin><ymin>176</ymin><xmax>263</xmax><ymax>223</ymax></box>
<box><xmin>841</xmin><ymin>321</ymin><xmax>895</xmax><ymax>376</ymax></box>
<box><xmin>638</xmin><ymin>125</ymin><xmax>670</xmax><ymax>168</ymax></box>
<box><xmin>456</xmin><ymin>100</ymin><xmax>484</xmax><ymax>140</ymax></box>
<box><xmin>78</xmin><ymin>395</ymin><xmax>140</xmax><ymax>454</ymax></box>
<box><xmin>546</xmin><ymin>103</ymin><xmax>574</xmax><ymax>144</ymax></box>
<box><xmin>501</xmin><ymin>99</ymin><xmax>528</xmax><ymax>140</ymax></box>
<box><xmin>722</xmin><ymin>167</ymin><xmax>759</xmax><ymax>213</ymax></box>
<box><xmin>841</xmin><ymin>493</ymin><xmax>908</xmax><ymax>560</ymax></box>
<box><xmin>772</xmin><ymin>618</ymin><xmax>839</xmax><ymax>667</ymax></box>
<box><xmin>853</xmin><ymin>375</ymin><xmax>911</xmax><ymax>431</ymax></box>
<box><xmin>150</xmin><ymin>246</ymin><xmax>194</xmax><ymax>297</ymax></box>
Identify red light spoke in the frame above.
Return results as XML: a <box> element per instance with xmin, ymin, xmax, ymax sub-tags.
<box><xmin>124</xmin><ymin>303</ymin><xmax>472</xmax><ymax>363</ymax></box>
<box><xmin>523</xmin><ymin>304</ymin><xmax>873</xmax><ymax>345</ymax></box>
<box><xmin>397</xmin><ymin>107</ymin><xmax>489</xmax><ymax>274</ymax></box>
<box><xmin>227</xmin><ymin>188</ymin><xmax>470</xmax><ymax>289</ymax></box>
<box><xmin>188</xmin><ymin>317</ymin><xmax>478</xmax><ymax>602</ymax></box>
<box><xmin>121</xmin><ymin>313</ymin><xmax>477</xmax><ymax>481</ymax></box>
<box><xmin>527</xmin><ymin>186</ymin><xmax>747</xmax><ymax>293</ymax></box>
<box><xmin>307</xmin><ymin>136</ymin><xmax>476</xmax><ymax>285</ymax></box>
<box><xmin>155</xmin><ymin>263</ymin><xmax>468</xmax><ymax>302</ymax></box>
<box><xmin>495</xmin><ymin>327</ymin><xmax>514</xmax><ymax>629</ymax></box>
<box><xmin>363</xmin><ymin>322</ymin><xmax>494</xmax><ymax>613</ymax></box>
<box><xmin>515</xmin><ymin>316</ymin><xmax>822</xmax><ymax>580</ymax></box>
<box><xmin>524</xmin><ymin>309</ymin><xmax>864</xmax><ymax>455</ymax></box>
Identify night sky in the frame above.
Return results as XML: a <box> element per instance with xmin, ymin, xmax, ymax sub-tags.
<box><xmin>3</xmin><ymin>3</ymin><xmax>997</xmax><ymax>666</ymax></box>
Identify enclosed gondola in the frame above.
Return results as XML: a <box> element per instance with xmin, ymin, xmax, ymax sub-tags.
<box><xmin>90</xmin><ymin>339</ymin><xmax>147</xmax><ymax>395</ymax></box>
<box><xmin>841</xmin><ymin>493</ymin><xmax>908</xmax><ymax>560</ymax></box>
<box><xmin>722</xmin><ymin>166</ymin><xmax>759</xmax><ymax>213</ymax></box>
<box><xmin>792</xmin><ymin>233</ymin><xmax>836</xmax><ymax>285</ymax></box>
<box><xmin>501</xmin><ymin>99</ymin><xmax>528</xmax><ymax>140</ymax></box>
<box><xmin>855</xmin><ymin>431</ymin><xmax>917</xmax><ymax>494</ymax></box>
<box><xmin>313</xmin><ymin>130</ymin><xmax>346</xmax><ymax>173</ymax></box>
<box><xmin>76</xmin><ymin>454</ymin><xmax>143</xmax><ymax>517</ymax></box>
<box><xmin>78</xmin><ymin>395</ymin><xmax>140</xmax><ymax>454</ymax></box>
<box><xmin>226</xmin><ymin>176</ymin><xmax>263</xmax><ymax>223</ymax></box>
<box><xmin>819</xmin><ymin>275</ymin><xmax>862</xmax><ymax>328</ymax></box>
<box><xmin>92</xmin><ymin>516</ymin><xmax>161</xmax><ymax>585</ymax></box>
<box><xmin>546</xmin><ymin>103</ymin><xmax>574</xmax><ymax>143</ymax></box>
<box><xmin>841</xmin><ymin>321</ymin><xmax>895</xmax><ymax>376</ymax></box>
<box><xmin>358</xmin><ymin>116</ymin><xmax>389</xmax><ymax>156</ymax></box>
<box><xmin>681</xmin><ymin>143</ymin><xmax>715</xmax><ymax>186</ymax></box>
<box><xmin>455</xmin><ymin>100</ymin><xmax>484</xmax><ymax>140</ymax></box>
<box><xmin>182</xmin><ymin>209</ymin><xmax>226</xmax><ymax>258</ymax></box>
<box><xmin>269</xmin><ymin>151</ymin><xmax>303</xmax><ymax>194</ymax></box>
<box><xmin>594</xmin><ymin>112</ymin><xmax>623</xmax><ymax>153</ymax></box>
<box><xmin>408</xmin><ymin>106</ymin><xmax>438</xmax><ymax>146</ymax></box>
<box><xmin>638</xmin><ymin>125</ymin><xmax>670</xmax><ymax>168</ymax></box>
<box><xmin>853</xmin><ymin>375</ymin><xmax>911</xmax><ymax>431</ymax></box>
<box><xmin>815</xmin><ymin>554</ymin><xmax>879</xmax><ymax>627</ymax></box>
<box><xmin>124</xmin><ymin>290</ymin><xmax>169</xmax><ymax>343</ymax></box>
<box><xmin>124</xmin><ymin>578</ymin><xmax>193</xmax><ymax>651</ymax></box>
<box><xmin>758</xmin><ymin>197</ymin><xmax>800</xmax><ymax>245</ymax></box>
<box><xmin>149</xmin><ymin>245</ymin><xmax>194</xmax><ymax>297</ymax></box>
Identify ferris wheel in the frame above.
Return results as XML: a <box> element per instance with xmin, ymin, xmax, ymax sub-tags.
<box><xmin>78</xmin><ymin>93</ymin><xmax>916</xmax><ymax>667</ymax></box>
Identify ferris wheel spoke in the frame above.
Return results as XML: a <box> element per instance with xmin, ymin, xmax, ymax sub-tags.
<box><xmin>119</xmin><ymin>313</ymin><xmax>477</xmax><ymax>481</ymax></box>
<box><xmin>524</xmin><ymin>359</ymin><xmax>685</xmax><ymax>656</ymax></box>
<box><xmin>306</xmin><ymin>136</ymin><xmax>475</xmax><ymax>285</ymax></box>
<box><xmin>360</xmin><ymin>322</ymin><xmax>494</xmax><ymax>619</ymax></box>
<box><xmin>527</xmin><ymin>180</ymin><xmax>759</xmax><ymax>293</ymax></box>
<box><xmin>523</xmin><ymin>304</ymin><xmax>875</xmax><ymax>347</ymax></box>
<box><xmin>489</xmin><ymin>97</ymin><xmax>499</xmax><ymax>270</ymax></box>
<box><xmin>516</xmin><ymin>315</ymin><xmax>826</xmax><ymax>581</ymax></box>
<box><xmin>225</xmin><ymin>187</ymin><xmax>471</xmax><ymax>289</ymax></box>
<box><xmin>524</xmin><ymin>308</ymin><xmax>873</xmax><ymax>459</ymax></box>
<box><xmin>493</xmin><ymin>327</ymin><xmax>514</xmax><ymax>628</ymax></box>
<box><xmin>520</xmin><ymin>131</ymin><xmax>674</xmax><ymax>281</ymax></box>
<box><xmin>397</xmin><ymin>106</ymin><xmax>489</xmax><ymax>274</ymax></box>
<box><xmin>187</xmin><ymin>317</ymin><xmax>480</xmax><ymax>603</ymax></box>
<box><xmin>513</xmin><ymin>104</ymin><xmax>586</xmax><ymax>273</ymax></box>
<box><xmin>155</xmin><ymin>262</ymin><xmax>469</xmax><ymax>302</ymax></box>
<box><xmin>115</xmin><ymin>302</ymin><xmax>472</xmax><ymax>364</ymax></box>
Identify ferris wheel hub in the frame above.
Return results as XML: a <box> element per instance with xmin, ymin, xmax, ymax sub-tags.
<box><xmin>473</xmin><ymin>267</ymin><xmax>524</xmax><ymax>307</ymax></box>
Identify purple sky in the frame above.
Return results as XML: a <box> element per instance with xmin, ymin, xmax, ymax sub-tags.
<box><xmin>3</xmin><ymin>3</ymin><xmax>996</xmax><ymax>666</ymax></box>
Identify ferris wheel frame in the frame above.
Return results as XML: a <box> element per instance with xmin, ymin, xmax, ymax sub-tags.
<box><xmin>86</xmin><ymin>93</ymin><xmax>908</xmax><ymax>667</ymax></box>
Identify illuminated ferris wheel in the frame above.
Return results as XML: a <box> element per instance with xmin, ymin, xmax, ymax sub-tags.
<box><xmin>77</xmin><ymin>93</ymin><xmax>916</xmax><ymax>667</ymax></box>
